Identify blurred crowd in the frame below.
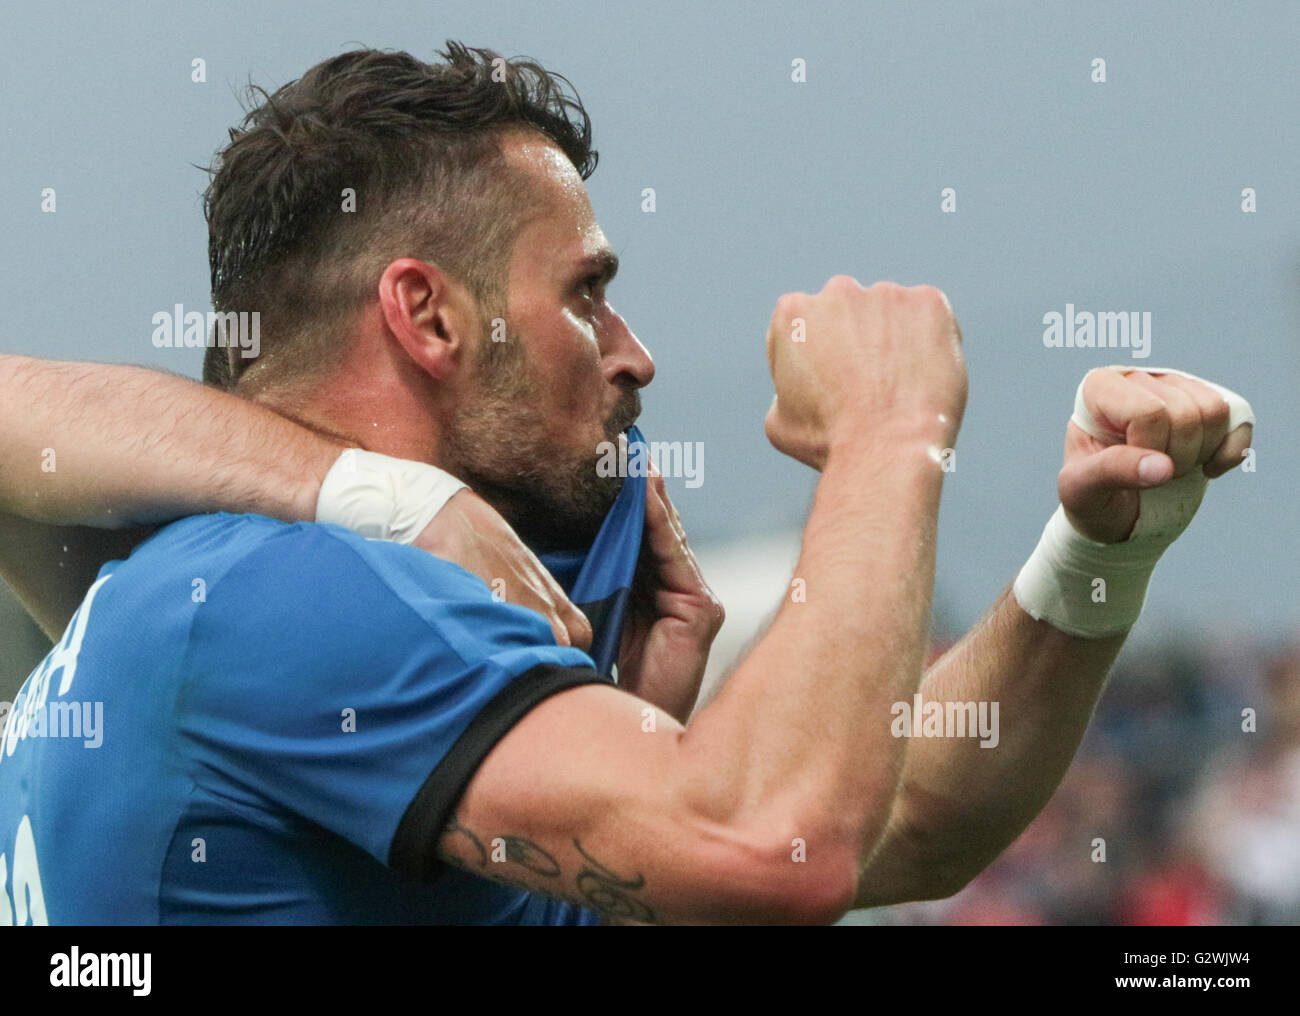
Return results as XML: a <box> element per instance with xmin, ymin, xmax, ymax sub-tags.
<box><xmin>862</xmin><ymin>629</ymin><xmax>1300</xmax><ymax>926</ymax></box>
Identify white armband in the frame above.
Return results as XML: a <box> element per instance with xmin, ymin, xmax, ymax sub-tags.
<box><xmin>1013</xmin><ymin>367</ymin><xmax>1253</xmax><ymax>638</ymax></box>
<box><xmin>315</xmin><ymin>449</ymin><xmax>467</xmax><ymax>544</ymax></box>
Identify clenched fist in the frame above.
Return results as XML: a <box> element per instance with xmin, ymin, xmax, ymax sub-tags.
<box><xmin>1059</xmin><ymin>367</ymin><xmax>1254</xmax><ymax>544</ymax></box>
<box><xmin>764</xmin><ymin>276</ymin><xmax>967</xmax><ymax>470</ymax></box>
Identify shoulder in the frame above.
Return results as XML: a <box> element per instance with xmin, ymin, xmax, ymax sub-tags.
<box><xmin>135</xmin><ymin>511</ymin><xmax>486</xmax><ymax>605</ymax></box>
<box><xmin>144</xmin><ymin>513</ymin><xmax>591</xmax><ymax>672</ymax></box>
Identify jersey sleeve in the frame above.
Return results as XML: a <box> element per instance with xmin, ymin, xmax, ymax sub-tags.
<box><xmin>174</xmin><ymin>521</ymin><xmax>610</xmax><ymax>880</ymax></box>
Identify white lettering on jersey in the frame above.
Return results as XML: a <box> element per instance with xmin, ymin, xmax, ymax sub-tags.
<box><xmin>1</xmin><ymin>577</ymin><xmax>110</xmax><ymax>926</ymax></box>
<box><xmin>1</xmin><ymin>574</ymin><xmax>110</xmax><ymax>763</ymax></box>
<box><xmin>1</xmin><ymin>815</ymin><xmax>49</xmax><ymax>925</ymax></box>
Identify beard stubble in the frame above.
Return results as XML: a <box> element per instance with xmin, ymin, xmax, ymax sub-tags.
<box><xmin>440</xmin><ymin>325</ymin><xmax>639</xmax><ymax>550</ymax></box>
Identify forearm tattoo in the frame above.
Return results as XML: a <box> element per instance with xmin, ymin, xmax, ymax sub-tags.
<box><xmin>500</xmin><ymin>835</ymin><xmax>562</xmax><ymax>877</ymax></box>
<box><xmin>573</xmin><ymin>838</ymin><xmax>655</xmax><ymax>923</ymax></box>
<box><xmin>437</xmin><ymin>815</ymin><xmax>657</xmax><ymax>923</ymax></box>
<box><xmin>440</xmin><ymin>813</ymin><xmax>488</xmax><ymax>867</ymax></box>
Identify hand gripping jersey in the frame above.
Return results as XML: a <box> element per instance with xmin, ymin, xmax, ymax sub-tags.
<box><xmin>0</xmin><ymin>430</ymin><xmax>649</xmax><ymax>925</ymax></box>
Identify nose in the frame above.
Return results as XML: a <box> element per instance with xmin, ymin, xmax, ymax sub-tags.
<box><xmin>600</xmin><ymin>306</ymin><xmax>655</xmax><ymax>389</ymax></box>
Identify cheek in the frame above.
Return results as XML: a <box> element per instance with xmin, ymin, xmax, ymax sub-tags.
<box><xmin>549</xmin><ymin>314</ymin><xmax>605</xmax><ymax>415</ymax></box>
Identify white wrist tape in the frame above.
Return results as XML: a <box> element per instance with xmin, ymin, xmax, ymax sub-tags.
<box><xmin>1013</xmin><ymin>366</ymin><xmax>1254</xmax><ymax>638</ymax></box>
<box><xmin>315</xmin><ymin>449</ymin><xmax>467</xmax><ymax>544</ymax></box>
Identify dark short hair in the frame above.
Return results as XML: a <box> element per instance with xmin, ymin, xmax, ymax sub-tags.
<box><xmin>201</xmin><ymin>41</ymin><xmax>597</xmax><ymax>389</ymax></box>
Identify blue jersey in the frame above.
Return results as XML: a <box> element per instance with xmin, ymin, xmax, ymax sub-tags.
<box><xmin>0</xmin><ymin>513</ymin><xmax>617</xmax><ymax>924</ymax></box>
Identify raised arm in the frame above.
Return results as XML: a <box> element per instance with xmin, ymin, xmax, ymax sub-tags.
<box><xmin>853</xmin><ymin>366</ymin><xmax>1255</xmax><ymax>907</ymax></box>
<box><xmin>423</xmin><ymin>278</ymin><xmax>968</xmax><ymax>922</ymax></box>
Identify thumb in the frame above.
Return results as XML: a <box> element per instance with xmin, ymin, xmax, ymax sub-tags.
<box><xmin>1059</xmin><ymin>444</ymin><xmax>1173</xmax><ymax>518</ymax></box>
<box><xmin>558</xmin><ymin>596</ymin><xmax>594</xmax><ymax>652</ymax></box>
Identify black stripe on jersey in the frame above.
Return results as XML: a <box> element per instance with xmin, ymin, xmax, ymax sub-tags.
<box><xmin>389</xmin><ymin>662</ymin><xmax>612</xmax><ymax>882</ymax></box>
<box><xmin>574</xmin><ymin>591</ymin><xmax>625</xmax><ymax>682</ymax></box>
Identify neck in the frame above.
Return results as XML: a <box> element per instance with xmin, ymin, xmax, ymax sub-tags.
<box><xmin>251</xmin><ymin>347</ymin><xmax>446</xmax><ymax>467</ymax></box>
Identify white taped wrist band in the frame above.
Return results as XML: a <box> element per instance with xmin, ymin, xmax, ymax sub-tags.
<box><xmin>315</xmin><ymin>449</ymin><xmax>467</xmax><ymax>544</ymax></box>
<box><xmin>1013</xmin><ymin>366</ymin><xmax>1254</xmax><ymax>638</ymax></box>
<box><xmin>1014</xmin><ymin>504</ymin><xmax>1170</xmax><ymax>638</ymax></box>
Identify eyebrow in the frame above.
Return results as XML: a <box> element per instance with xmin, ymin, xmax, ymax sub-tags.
<box><xmin>573</xmin><ymin>248</ymin><xmax>620</xmax><ymax>285</ymax></box>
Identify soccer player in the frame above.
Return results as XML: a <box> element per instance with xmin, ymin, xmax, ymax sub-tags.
<box><xmin>0</xmin><ymin>44</ymin><xmax>1253</xmax><ymax>924</ymax></box>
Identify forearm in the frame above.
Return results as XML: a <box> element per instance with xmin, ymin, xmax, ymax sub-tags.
<box><xmin>0</xmin><ymin>353</ymin><xmax>337</xmax><ymax>527</ymax></box>
<box><xmin>853</xmin><ymin>586</ymin><xmax>1124</xmax><ymax>907</ymax></box>
<box><xmin>680</xmin><ymin>427</ymin><xmax>946</xmax><ymax>869</ymax></box>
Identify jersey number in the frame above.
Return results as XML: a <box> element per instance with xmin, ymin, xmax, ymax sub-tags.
<box><xmin>0</xmin><ymin>815</ymin><xmax>48</xmax><ymax>925</ymax></box>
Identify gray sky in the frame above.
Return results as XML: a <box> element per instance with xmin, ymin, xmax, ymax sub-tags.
<box><xmin>1</xmin><ymin>0</ymin><xmax>1296</xmax><ymax>649</ymax></box>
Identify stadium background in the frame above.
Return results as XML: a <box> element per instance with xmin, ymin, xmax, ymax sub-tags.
<box><xmin>1</xmin><ymin>0</ymin><xmax>1297</xmax><ymax>924</ymax></box>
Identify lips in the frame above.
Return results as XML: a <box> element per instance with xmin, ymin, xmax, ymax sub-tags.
<box><xmin>606</xmin><ymin>390</ymin><xmax>641</xmax><ymax>438</ymax></box>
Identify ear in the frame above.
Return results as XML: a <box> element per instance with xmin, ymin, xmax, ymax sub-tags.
<box><xmin>377</xmin><ymin>257</ymin><xmax>479</xmax><ymax>382</ymax></box>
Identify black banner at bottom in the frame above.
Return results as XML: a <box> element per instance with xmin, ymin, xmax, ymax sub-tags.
<box><xmin>0</xmin><ymin>925</ymin><xmax>1280</xmax><ymax>1003</ymax></box>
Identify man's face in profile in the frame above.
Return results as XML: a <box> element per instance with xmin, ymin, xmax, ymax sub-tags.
<box><xmin>441</xmin><ymin>130</ymin><xmax>656</xmax><ymax>548</ymax></box>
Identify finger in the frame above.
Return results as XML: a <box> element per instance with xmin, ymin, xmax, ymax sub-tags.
<box><xmin>1204</xmin><ymin>422</ymin><xmax>1253</xmax><ymax>479</ymax></box>
<box><xmin>413</xmin><ymin>490</ymin><xmax>593</xmax><ymax>650</ymax></box>
<box><xmin>527</xmin><ymin>555</ymin><xmax>593</xmax><ymax>651</ymax></box>
<box><xmin>643</xmin><ymin>459</ymin><xmax>684</xmax><ymax>550</ymax></box>
<box><xmin>485</xmin><ymin>537</ymin><xmax>591</xmax><ymax>651</ymax></box>
<box><xmin>526</xmin><ymin>578</ymin><xmax>592</xmax><ymax>651</ymax></box>
<box><xmin>495</xmin><ymin>569</ymin><xmax>569</xmax><ymax>648</ymax></box>
<box><xmin>644</xmin><ymin>458</ymin><xmax>688</xmax><ymax>542</ymax></box>
<box><xmin>1059</xmin><ymin>438</ymin><xmax>1174</xmax><ymax>514</ymax></box>
<box><xmin>1081</xmin><ymin>367</ymin><xmax>1170</xmax><ymax>452</ymax></box>
<box><xmin>644</xmin><ymin>474</ymin><xmax>725</xmax><ymax>636</ymax></box>
<box><xmin>547</xmin><ymin>613</ymin><xmax>571</xmax><ymax>647</ymax></box>
<box><xmin>1150</xmin><ymin>372</ymin><xmax>1232</xmax><ymax>467</ymax></box>
<box><xmin>659</xmin><ymin>476</ymin><xmax>690</xmax><ymax>545</ymax></box>
<box><xmin>642</xmin><ymin>471</ymin><xmax>698</xmax><ymax>592</ymax></box>
<box><xmin>1125</xmin><ymin>372</ymin><xmax>1202</xmax><ymax>477</ymax></box>
<box><xmin>557</xmin><ymin>591</ymin><xmax>594</xmax><ymax>651</ymax></box>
